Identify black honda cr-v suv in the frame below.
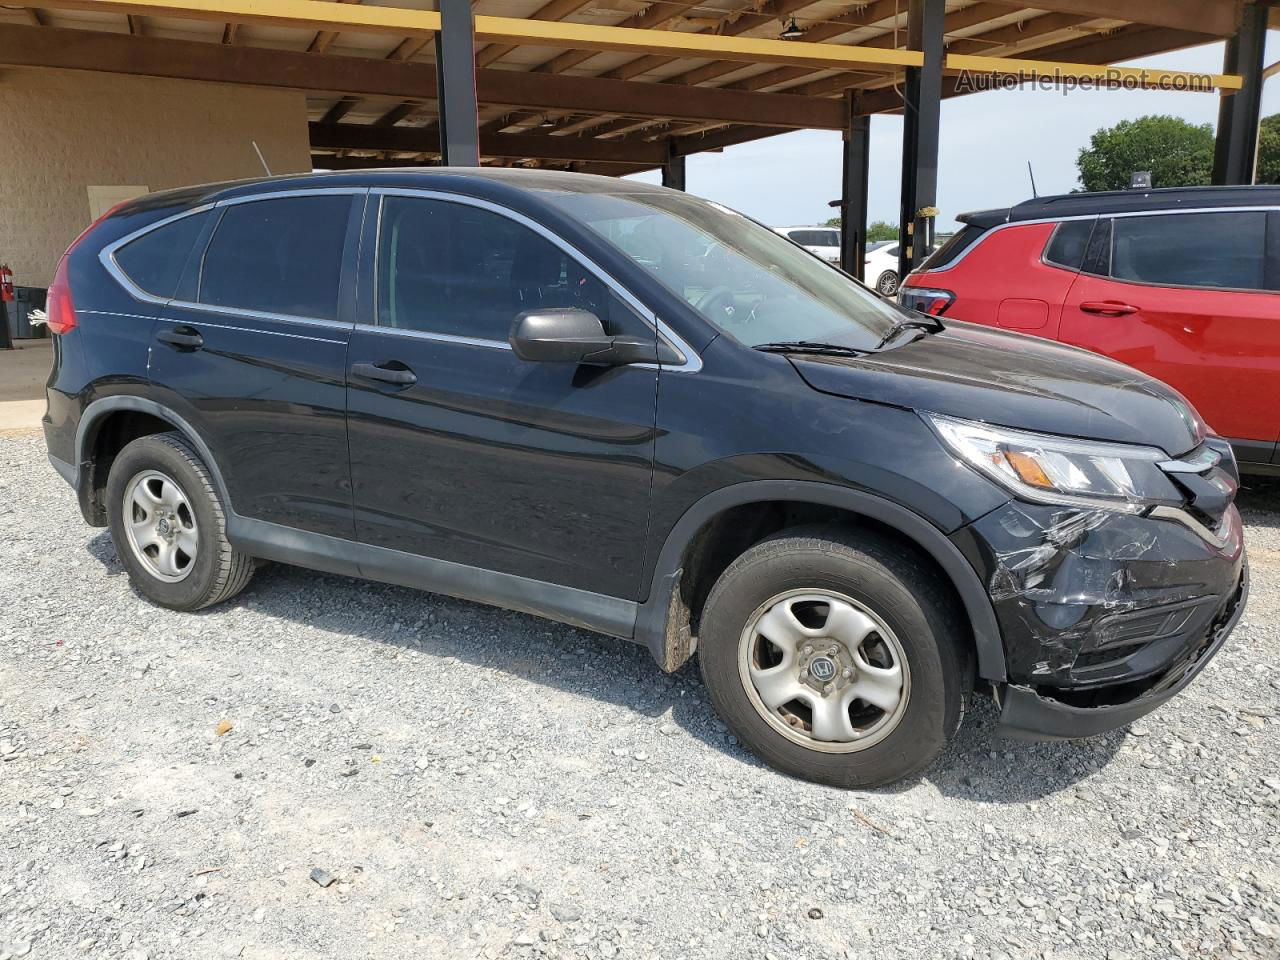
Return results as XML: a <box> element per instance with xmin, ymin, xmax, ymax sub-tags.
<box><xmin>43</xmin><ymin>169</ymin><xmax>1246</xmax><ymax>788</ymax></box>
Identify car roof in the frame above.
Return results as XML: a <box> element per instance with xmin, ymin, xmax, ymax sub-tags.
<box><xmin>775</xmin><ymin>225</ymin><xmax>838</xmax><ymax>232</ymax></box>
<box><xmin>108</xmin><ymin>166</ymin><xmax>678</xmax><ymax>219</ymax></box>
<box><xmin>958</xmin><ymin>184</ymin><xmax>1280</xmax><ymax>230</ymax></box>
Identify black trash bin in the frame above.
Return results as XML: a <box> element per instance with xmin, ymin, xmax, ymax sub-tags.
<box><xmin>7</xmin><ymin>287</ymin><xmax>48</xmax><ymax>340</ymax></box>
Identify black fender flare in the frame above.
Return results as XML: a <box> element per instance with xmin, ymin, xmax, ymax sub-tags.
<box><xmin>634</xmin><ymin>480</ymin><xmax>1006</xmax><ymax>682</ymax></box>
<box><xmin>74</xmin><ymin>396</ymin><xmax>234</xmax><ymax>516</ymax></box>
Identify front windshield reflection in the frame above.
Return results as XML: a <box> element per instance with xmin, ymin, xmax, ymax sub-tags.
<box><xmin>544</xmin><ymin>191</ymin><xmax>908</xmax><ymax>352</ymax></box>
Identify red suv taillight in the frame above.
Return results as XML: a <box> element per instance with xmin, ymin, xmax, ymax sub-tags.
<box><xmin>46</xmin><ymin>255</ymin><xmax>77</xmax><ymax>335</ymax></box>
<box><xmin>898</xmin><ymin>285</ymin><xmax>956</xmax><ymax>316</ymax></box>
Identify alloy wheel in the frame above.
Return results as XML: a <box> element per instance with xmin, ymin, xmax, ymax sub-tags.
<box><xmin>123</xmin><ymin>470</ymin><xmax>198</xmax><ymax>583</ymax></box>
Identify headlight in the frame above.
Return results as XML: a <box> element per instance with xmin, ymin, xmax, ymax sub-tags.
<box><xmin>928</xmin><ymin>414</ymin><xmax>1180</xmax><ymax>513</ymax></box>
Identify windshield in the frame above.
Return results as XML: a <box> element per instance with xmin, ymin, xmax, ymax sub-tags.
<box><xmin>543</xmin><ymin>190</ymin><xmax>906</xmax><ymax>351</ymax></box>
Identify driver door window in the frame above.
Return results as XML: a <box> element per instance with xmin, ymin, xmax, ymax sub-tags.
<box><xmin>376</xmin><ymin>196</ymin><xmax>644</xmax><ymax>339</ymax></box>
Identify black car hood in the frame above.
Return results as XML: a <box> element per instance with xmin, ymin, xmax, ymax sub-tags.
<box><xmin>791</xmin><ymin>321</ymin><xmax>1203</xmax><ymax>456</ymax></box>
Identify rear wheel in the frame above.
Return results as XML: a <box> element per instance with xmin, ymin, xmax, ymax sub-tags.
<box><xmin>698</xmin><ymin>526</ymin><xmax>969</xmax><ymax>788</ymax></box>
<box><xmin>107</xmin><ymin>433</ymin><xmax>254</xmax><ymax>611</ymax></box>
<box><xmin>876</xmin><ymin>270</ymin><xmax>899</xmax><ymax>296</ymax></box>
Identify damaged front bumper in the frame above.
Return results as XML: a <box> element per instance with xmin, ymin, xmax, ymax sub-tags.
<box><xmin>996</xmin><ymin>560</ymin><xmax>1246</xmax><ymax>739</ymax></box>
<box><xmin>958</xmin><ymin>497</ymin><xmax>1247</xmax><ymax>741</ymax></box>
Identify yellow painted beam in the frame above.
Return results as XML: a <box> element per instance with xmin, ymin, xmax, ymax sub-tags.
<box><xmin>43</xmin><ymin>0</ymin><xmax>440</xmax><ymax>38</ymax></box>
<box><xmin>945</xmin><ymin>52</ymin><xmax>1243</xmax><ymax>91</ymax></box>
<box><xmin>46</xmin><ymin>0</ymin><xmax>920</xmax><ymax>72</ymax></box>
<box><xmin>1264</xmin><ymin>60</ymin><xmax>1279</xmax><ymax>84</ymax></box>
<box><xmin>472</xmin><ymin>14</ymin><xmax>922</xmax><ymax>71</ymax></box>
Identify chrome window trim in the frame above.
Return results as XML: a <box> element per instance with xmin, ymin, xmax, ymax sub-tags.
<box><xmin>923</xmin><ymin>204</ymin><xmax>1280</xmax><ymax>275</ymax></box>
<box><xmin>166</xmin><ymin>318</ymin><xmax>347</xmax><ymax>345</ymax></box>
<box><xmin>99</xmin><ymin>202</ymin><xmax>218</xmax><ymax>306</ymax></box>
<box><xmin>368</xmin><ymin>187</ymin><xmax>702</xmax><ymax>373</ymax></box>
<box><xmin>162</xmin><ymin>300</ymin><xmax>353</xmax><ymax>331</ymax></box>
<box><xmin>352</xmin><ymin>322</ymin><xmax>512</xmax><ymax>352</ymax></box>
<box><xmin>99</xmin><ymin>188</ymin><xmax>367</xmax><ymax>325</ymax></box>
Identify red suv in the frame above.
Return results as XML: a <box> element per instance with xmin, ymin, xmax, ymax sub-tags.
<box><xmin>900</xmin><ymin>187</ymin><xmax>1280</xmax><ymax>473</ymax></box>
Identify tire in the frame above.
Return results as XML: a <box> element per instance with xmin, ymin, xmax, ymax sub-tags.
<box><xmin>106</xmin><ymin>432</ymin><xmax>255</xmax><ymax>611</ymax></box>
<box><xmin>876</xmin><ymin>270</ymin><xmax>899</xmax><ymax>296</ymax></box>
<box><xmin>698</xmin><ymin>525</ymin><xmax>970</xmax><ymax>789</ymax></box>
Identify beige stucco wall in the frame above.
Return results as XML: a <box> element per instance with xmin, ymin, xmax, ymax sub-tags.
<box><xmin>0</xmin><ymin>68</ymin><xmax>311</xmax><ymax>287</ymax></box>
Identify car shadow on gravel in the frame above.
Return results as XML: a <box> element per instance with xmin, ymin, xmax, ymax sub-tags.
<box><xmin>88</xmin><ymin>530</ymin><xmax>1126</xmax><ymax>801</ymax></box>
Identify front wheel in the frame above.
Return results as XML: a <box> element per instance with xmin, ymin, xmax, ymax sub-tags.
<box><xmin>698</xmin><ymin>526</ymin><xmax>969</xmax><ymax>788</ymax></box>
<box><xmin>106</xmin><ymin>432</ymin><xmax>255</xmax><ymax>611</ymax></box>
<box><xmin>876</xmin><ymin>270</ymin><xmax>899</xmax><ymax>296</ymax></box>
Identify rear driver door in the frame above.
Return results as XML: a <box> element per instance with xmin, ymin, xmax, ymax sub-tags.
<box><xmin>149</xmin><ymin>190</ymin><xmax>364</xmax><ymax>539</ymax></box>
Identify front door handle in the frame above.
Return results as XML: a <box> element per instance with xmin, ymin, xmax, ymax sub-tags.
<box><xmin>1079</xmin><ymin>300</ymin><xmax>1138</xmax><ymax>316</ymax></box>
<box><xmin>156</xmin><ymin>326</ymin><xmax>204</xmax><ymax>350</ymax></box>
<box><xmin>351</xmin><ymin>361</ymin><xmax>417</xmax><ymax>386</ymax></box>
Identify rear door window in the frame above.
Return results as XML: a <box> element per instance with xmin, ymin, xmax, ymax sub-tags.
<box><xmin>114</xmin><ymin>210</ymin><xmax>211</xmax><ymax>299</ymax></box>
<box><xmin>1043</xmin><ymin>219</ymin><xmax>1094</xmax><ymax>270</ymax></box>
<box><xmin>1110</xmin><ymin>211</ymin><xmax>1268</xmax><ymax>291</ymax></box>
<box><xmin>199</xmin><ymin>195</ymin><xmax>351</xmax><ymax>320</ymax></box>
<box><xmin>789</xmin><ymin>230</ymin><xmax>838</xmax><ymax>247</ymax></box>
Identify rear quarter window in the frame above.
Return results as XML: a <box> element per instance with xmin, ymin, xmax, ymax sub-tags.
<box><xmin>112</xmin><ymin>210</ymin><xmax>211</xmax><ymax>299</ymax></box>
<box><xmin>1043</xmin><ymin>219</ymin><xmax>1094</xmax><ymax>270</ymax></box>
<box><xmin>919</xmin><ymin>225</ymin><xmax>981</xmax><ymax>270</ymax></box>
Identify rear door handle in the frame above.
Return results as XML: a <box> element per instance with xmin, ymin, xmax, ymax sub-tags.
<box><xmin>156</xmin><ymin>326</ymin><xmax>203</xmax><ymax>350</ymax></box>
<box><xmin>351</xmin><ymin>361</ymin><xmax>417</xmax><ymax>386</ymax></box>
<box><xmin>1079</xmin><ymin>300</ymin><xmax>1138</xmax><ymax>316</ymax></box>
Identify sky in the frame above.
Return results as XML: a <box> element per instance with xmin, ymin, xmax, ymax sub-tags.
<box><xmin>628</xmin><ymin>36</ymin><xmax>1280</xmax><ymax>233</ymax></box>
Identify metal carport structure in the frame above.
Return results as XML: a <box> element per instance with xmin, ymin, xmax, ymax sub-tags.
<box><xmin>0</xmin><ymin>0</ymin><xmax>1271</xmax><ymax>280</ymax></box>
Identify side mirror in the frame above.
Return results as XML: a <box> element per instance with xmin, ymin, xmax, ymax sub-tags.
<box><xmin>509</xmin><ymin>308</ymin><xmax>655</xmax><ymax>366</ymax></box>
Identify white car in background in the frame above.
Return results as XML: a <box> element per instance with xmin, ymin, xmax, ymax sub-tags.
<box><xmin>774</xmin><ymin>226</ymin><xmax>841</xmax><ymax>264</ymax></box>
<box><xmin>864</xmin><ymin>241</ymin><xmax>902</xmax><ymax>296</ymax></box>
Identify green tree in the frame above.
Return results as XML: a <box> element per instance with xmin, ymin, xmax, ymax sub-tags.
<box><xmin>1257</xmin><ymin>114</ymin><xmax>1280</xmax><ymax>185</ymax></box>
<box><xmin>823</xmin><ymin>217</ymin><xmax>898</xmax><ymax>241</ymax></box>
<box><xmin>867</xmin><ymin>220</ymin><xmax>898</xmax><ymax>241</ymax></box>
<box><xmin>1076</xmin><ymin>115</ymin><xmax>1214</xmax><ymax>192</ymax></box>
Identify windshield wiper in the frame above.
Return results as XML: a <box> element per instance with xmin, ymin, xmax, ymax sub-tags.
<box><xmin>753</xmin><ymin>340</ymin><xmax>869</xmax><ymax>357</ymax></box>
<box><xmin>873</xmin><ymin>315</ymin><xmax>943</xmax><ymax>350</ymax></box>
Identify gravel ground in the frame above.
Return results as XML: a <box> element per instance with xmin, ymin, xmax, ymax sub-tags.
<box><xmin>2</xmin><ymin>430</ymin><xmax>1278</xmax><ymax>960</ymax></box>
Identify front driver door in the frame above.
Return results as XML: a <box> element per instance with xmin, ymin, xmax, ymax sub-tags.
<box><xmin>345</xmin><ymin>192</ymin><xmax>660</xmax><ymax>602</ymax></box>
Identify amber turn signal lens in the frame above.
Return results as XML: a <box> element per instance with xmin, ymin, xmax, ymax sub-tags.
<box><xmin>1002</xmin><ymin>450</ymin><xmax>1053</xmax><ymax>489</ymax></box>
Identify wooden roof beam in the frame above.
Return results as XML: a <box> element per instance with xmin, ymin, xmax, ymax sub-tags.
<box><xmin>983</xmin><ymin>0</ymin><xmax>1240</xmax><ymax>38</ymax></box>
<box><xmin>536</xmin><ymin>1</ymin><xmax>704</xmax><ymax>76</ymax></box>
<box><xmin>787</xmin><ymin>10</ymin><xmax>1103</xmax><ymax>98</ymax></box>
<box><xmin>0</xmin><ymin>24</ymin><xmax>849</xmax><ymax>129</ymax></box>
<box><xmin>43</xmin><ymin>0</ymin><xmax>923</xmax><ymax>71</ymax></box>
<box><xmin>310</xmin><ymin>122</ymin><xmax>671</xmax><ymax>163</ymax></box>
<box><xmin>721</xmin><ymin>2</ymin><xmax>1023</xmax><ymax>95</ymax></box>
<box><xmin>475</xmin><ymin>0</ymin><xmax>595</xmax><ymax>68</ymax></box>
<box><xmin>307</xmin><ymin>0</ymin><xmax>363</xmax><ymax>54</ymax></box>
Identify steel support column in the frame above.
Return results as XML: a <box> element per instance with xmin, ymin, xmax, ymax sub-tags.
<box><xmin>839</xmin><ymin>92</ymin><xmax>871</xmax><ymax>280</ymax></box>
<box><xmin>435</xmin><ymin>0</ymin><xmax>479</xmax><ymax>166</ymax></box>
<box><xmin>897</xmin><ymin>0</ymin><xmax>944</xmax><ymax>280</ymax></box>
<box><xmin>1212</xmin><ymin>3</ymin><xmax>1267</xmax><ymax>185</ymax></box>
<box><xmin>661</xmin><ymin>141</ymin><xmax>686</xmax><ymax>190</ymax></box>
